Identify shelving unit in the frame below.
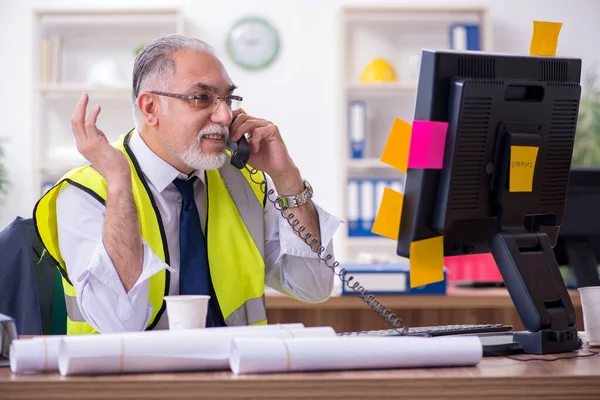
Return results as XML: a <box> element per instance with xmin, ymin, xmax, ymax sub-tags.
<box><xmin>338</xmin><ymin>7</ymin><xmax>492</xmax><ymax>263</ymax></box>
<box><xmin>32</xmin><ymin>8</ymin><xmax>184</xmax><ymax>198</ymax></box>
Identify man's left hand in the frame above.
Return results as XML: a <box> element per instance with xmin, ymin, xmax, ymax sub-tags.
<box><xmin>229</xmin><ymin>109</ymin><xmax>303</xmax><ymax>194</ymax></box>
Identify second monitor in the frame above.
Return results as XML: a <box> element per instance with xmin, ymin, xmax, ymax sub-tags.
<box><xmin>554</xmin><ymin>167</ymin><xmax>600</xmax><ymax>288</ymax></box>
<box><xmin>397</xmin><ymin>49</ymin><xmax>582</xmax><ymax>354</ymax></box>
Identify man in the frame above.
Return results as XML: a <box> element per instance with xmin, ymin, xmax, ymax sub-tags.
<box><xmin>34</xmin><ymin>34</ymin><xmax>340</xmax><ymax>334</ymax></box>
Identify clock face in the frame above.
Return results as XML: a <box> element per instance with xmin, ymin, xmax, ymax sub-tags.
<box><xmin>227</xmin><ymin>17</ymin><xmax>280</xmax><ymax>70</ymax></box>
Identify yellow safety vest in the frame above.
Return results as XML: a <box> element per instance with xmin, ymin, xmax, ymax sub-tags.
<box><xmin>34</xmin><ymin>131</ymin><xmax>268</xmax><ymax>334</ymax></box>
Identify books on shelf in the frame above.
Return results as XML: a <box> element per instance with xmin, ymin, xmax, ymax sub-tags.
<box><xmin>347</xmin><ymin>178</ymin><xmax>403</xmax><ymax>237</ymax></box>
<box><xmin>40</xmin><ymin>34</ymin><xmax>62</xmax><ymax>84</ymax></box>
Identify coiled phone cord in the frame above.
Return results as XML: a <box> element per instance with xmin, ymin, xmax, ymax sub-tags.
<box><xmin>244</xmin><ymin>165</ymin><xmax>408</xmax><ymax>334</ymax></box>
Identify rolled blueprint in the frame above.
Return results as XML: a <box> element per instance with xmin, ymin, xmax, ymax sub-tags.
<box><xmin>10</xmin><ymin>323</ymin><xmax>304</xmax><ymax>374</ymax></box>
<box><xmin>10</xmin><ymin>336</ymin><xmax>62</xmax><ymax>373</ymax></box>
<box><xmin>59</xmin><ymin>326</ymin><xmax>335</xmax><ymax>376</ymax></box>
<box><xmin>230</xmin><ymin>335</ymin><xmax>483</xmax><ymax>374</ymax></box>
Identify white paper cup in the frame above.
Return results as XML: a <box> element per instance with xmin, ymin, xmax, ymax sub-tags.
<box><xmin>578</xmin><ymin>286</ymin><xmax>600</xmax><ymax>346</ymax></box>
<box><xmin>164</xmin><ymin>295</ymin><xmax>210</xmax><ymax>330</ymax></box>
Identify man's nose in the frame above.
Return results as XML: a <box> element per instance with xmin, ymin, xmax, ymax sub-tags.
<box><xmin>210</xmin><ymin>99</ymin><xmax>232</xmax><ymax>126</ymax></box>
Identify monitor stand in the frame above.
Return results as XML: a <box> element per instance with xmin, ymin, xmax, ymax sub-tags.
<box><xmin>489</xmin><ymin>231</ymin><xmax>580</xmax><ymax>354</ymax></box>
<box><xmin>565</xmin><ymin>239</ymin><xmax>600</xmax><ymax>288</ymax></box>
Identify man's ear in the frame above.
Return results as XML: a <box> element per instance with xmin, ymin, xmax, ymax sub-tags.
<box><xmin>138</xmin><ymin>92</ymin><xmax>158</xmax><ymax>127</ymax></box>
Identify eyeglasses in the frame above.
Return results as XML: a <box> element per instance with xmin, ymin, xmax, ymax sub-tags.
<box><xmin>150</xmin><ymin>90</ymin><xmax>243</xmax><ymax>111</ymax></box>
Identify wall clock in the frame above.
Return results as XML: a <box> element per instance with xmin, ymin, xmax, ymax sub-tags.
<box><xmin>226</xmin><ymin>16</ymin><xmax>280</xmax><ymax>70</ymax></box>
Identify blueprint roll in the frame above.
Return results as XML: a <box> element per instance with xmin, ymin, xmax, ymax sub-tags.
<box><xmin>10</xmin><ymin>336</ymin><xmax>62</xmax><ymax>374</ymax></box>
<box><xmin>230</xmin><ymin>335</ymin><xmax>483</xmax><ymax>374</ymax></box>
<box><xmin>349</xmin><ymin>101</ymin><xmax>366</xmax><ymax>158</ymax></box>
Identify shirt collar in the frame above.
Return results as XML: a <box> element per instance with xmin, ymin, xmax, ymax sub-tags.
<box><xmin>128</xmin><ymin>130</ymin><xmax>205</xmax><ymax>193</ymax></box>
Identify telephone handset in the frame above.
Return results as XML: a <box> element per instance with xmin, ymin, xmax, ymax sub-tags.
<box><xmin>227</xmin><ymin>134</ymin><xmax>251</xmax><ymax>169</ymax></box>
<box><xmin>227</xmin><ymin>130</ymin><xmax>405</xmax><ymax>332</ymax></box>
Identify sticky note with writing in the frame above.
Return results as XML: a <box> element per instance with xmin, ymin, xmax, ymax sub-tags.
<box><xmin>530</xmin><ymin>21</ymin><xmax>562</xmax><ymax>57</ymax></box>
<box><xmin>510</xmin><ymin>145</ymin><xmax>539</xmax><ymax>192</ymax></box>
<box><xmin>409</xmin><ymin>236</ymin><xmax>445</xmax><ymax>288</ymax></box>
<box><xmin>381</xmin><ymin>118</ymin><xmax>412</xmax><ymax>173</ymax></box>
<box><xmin>407</xmin><ymin>121</ymin><xmax>449</xmax><ymax>169</ymax></box>
<box><xmin>371</xmin><ymin>188</ymin><xmax>404</xmax><ymax>240</ymax></box>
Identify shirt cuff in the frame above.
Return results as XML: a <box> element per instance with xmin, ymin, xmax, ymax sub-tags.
<box><xmin>278</xmin><ymin>201</ymin><xmax>341</xmax><ymax>260</ymax></box>
<box><xmin>73</xmin><ymin>239</ymin><xmax>174</xmax><ymax>322</ymax></box>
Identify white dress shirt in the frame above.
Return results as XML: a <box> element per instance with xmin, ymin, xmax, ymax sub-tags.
<box><xmin>55</xmin><ymin>130</ymin><xmax>341</xmax><ymax>333</ymax></box>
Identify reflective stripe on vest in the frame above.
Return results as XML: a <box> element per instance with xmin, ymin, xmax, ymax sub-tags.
<box><xmin>34</xmin><ymin>131</ymin><xmax>268</xmax><ymax>333</ymax></box>
<box><xmin>64</xmin><ymin>293</ymin><xmax>86</xmax><ymax>322</ymax></box>
<box><xmin>225</xmin><ymin>295</ymin><xmax>267</xmax><ymax>326</ymax></box>
<box><xmin>218</xmin><ymin>162</ymin><xmax>265</xmax><ymax>258</ymax></box>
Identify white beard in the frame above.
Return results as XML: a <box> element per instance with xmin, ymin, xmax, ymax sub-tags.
<box><xmin>177</xmin><ymin>125</ymin><xmax>229</xmax><ymax>170</ymax></box>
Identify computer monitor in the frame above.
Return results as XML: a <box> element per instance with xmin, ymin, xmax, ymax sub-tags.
<box><xmin>397</xmin><ymin>49</ymin><xmax>582</xmax><ymax>354</ymax></box>
<box><xmin>554</xmin><ymin>167</ymin><xmax>600</xmax><ymax>288</ymax></box>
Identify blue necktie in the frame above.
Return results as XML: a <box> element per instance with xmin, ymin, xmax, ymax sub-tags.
<box><xmin>173</xmin><ymin>177</ymin><xmax>224</xmax><ymax>327</ymax></box>
<box><xmin>173</xmin><ymin>177</ymin><xmax>210</xmax><ymax>296</ymax></box>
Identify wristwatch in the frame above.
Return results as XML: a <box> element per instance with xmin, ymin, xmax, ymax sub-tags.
<box><xmin>277</xmin><ymin>179</ymin><xmax>313</xmax><ymax>208</ymax></box>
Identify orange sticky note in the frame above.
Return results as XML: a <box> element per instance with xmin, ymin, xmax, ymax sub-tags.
<box><xmin>530</xmin><ymin>21</ymin><xmax>562</xmax><ymax>56</ymax></box>
<box><xmin>510</xmin><ymin>145</ymin><xmax>539</xmax><ymax>192</ymax></box>
<box><xmin>371</xmin><ymin>188</ymin><xmax>403</xmax><ymax>240</ymax></box>
<box><xmin>381</xmin><ymin>118</ymin><xmax>412</xmax><ymax>173</ymax></box>
<box><xmin>409</xmin><ymin>236</ymin><xmax>444</xmax><ymax>288</ymax></box>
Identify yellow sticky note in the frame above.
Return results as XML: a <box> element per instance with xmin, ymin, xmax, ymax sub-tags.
<box><xmin>510</xmin><ymin>146</ymin><xmax>539</xmax><ymax>192</ymax></box>
<box><xmin>371</xmin><ymin>188</ymin><xmax>404</xmax><ymax>240</ymax></box>
<box><xmin>409</xmin><ymin>236</ymin><xmax>444</xmax><ymax>288</ymax></box>
<box><xmin>530</xmin><ymin>21</ymin><xmax>562</xmax><ymax>56</ymax></box>
<box><xmin>381</xmin><ymin>118</ymin><xmax>412</xmax><ymax>173</ymax></box>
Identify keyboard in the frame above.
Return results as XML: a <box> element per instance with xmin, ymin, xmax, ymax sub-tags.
<box><xmin>337</xmin><ymin>323</ymin><xmax>513</xmax><ymax>338</ymax></box>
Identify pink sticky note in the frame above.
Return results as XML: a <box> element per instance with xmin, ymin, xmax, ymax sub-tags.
<box><xmin>407</xmin><ymin>120</ymin><xmax>449</xmax><ymax>169</ymax></box>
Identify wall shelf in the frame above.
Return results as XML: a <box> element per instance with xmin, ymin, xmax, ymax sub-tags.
<box><xmin>347</xmin><ymin>158</ymin><xmax>388</xmax><ymax>169</ymax></box>
<box><xmin>338</xmin><ymin>6</ymin><xmax>492</xmax><ymax>263</ymax></box>
<box><xmin>32</xmin><ymin>8</ymin><xmax>184</xmax><ymax>200</ymax></box>
<box><xmin>347</xmin><ymin>82</ymin><xmax>417</xmax><ymax>98</ymax></box>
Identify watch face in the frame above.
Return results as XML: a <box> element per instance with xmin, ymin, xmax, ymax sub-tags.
<box><xmin>227</xmin><ymin>17</ymin><xmax>280</xmax><ymax>70</ymax></box>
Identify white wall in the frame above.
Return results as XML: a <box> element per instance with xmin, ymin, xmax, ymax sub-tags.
<box><xmin>0</xmin><ymin>0</ymin><xmax>599</xmax><ymax>230</ymax></box>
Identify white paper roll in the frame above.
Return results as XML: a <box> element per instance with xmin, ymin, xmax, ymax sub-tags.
<box><xmin>230</xmin><ymin>335</ymin><xmax>483</xmax><ymax>374</ymax></box>
<box><xmin>59</xmin><ymin>326</ymin><xmax>335</xmax><ymax>376</ymax></box>
<box><xmin>10</xmin><ymin>323</ymin><xmax>304</xmax><ymax>374</ymax></box>
<box><xmin>10</xmin><ymin>336</ymin><xmax>62</xmax><ymax>374</ymax></box>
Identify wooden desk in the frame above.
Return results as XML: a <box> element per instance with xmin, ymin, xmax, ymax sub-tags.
<box><xmin>266</xmin><ymin>287</ymin><xmax>583</xmax><ymax>332</ymax></box>
<box><xmin>2</xmin><ymin>349</ymin><xmax>599</xmax><ymax>399</ymax></box>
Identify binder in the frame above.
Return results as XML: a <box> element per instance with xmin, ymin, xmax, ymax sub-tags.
<box><xmin>348</xmin><ymin>101</ymin><xmax>366</xmax><ymax>158</ymax></box>
<box><xmin>347</xmin><ymin>179</ymin><xmax>360</xmax><ymax>236</ymax></box>
<box><xmin>340</xmin><ymin>263</ymin><xmax>447</xmax><ymax>295</ymax></box>
<box><xmin>390</xmin><ymin>179</ymin><xmax>404</xmax><ymax>195</ymax></box>
<box><xmin>449</xmin><ymin>24</ymin><xmax>480</xmax><ymax>51</ymax></box>
<box><xmin>360</xmin><ymin>179</ymin><xmax>374</xmax><ymax>235</ymax></box>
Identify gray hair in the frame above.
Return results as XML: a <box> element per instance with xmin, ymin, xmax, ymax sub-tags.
<box><xmin>131</xmin><ymin>34</ymin><xmax>215</xmax><ymax>131</ymax></box>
